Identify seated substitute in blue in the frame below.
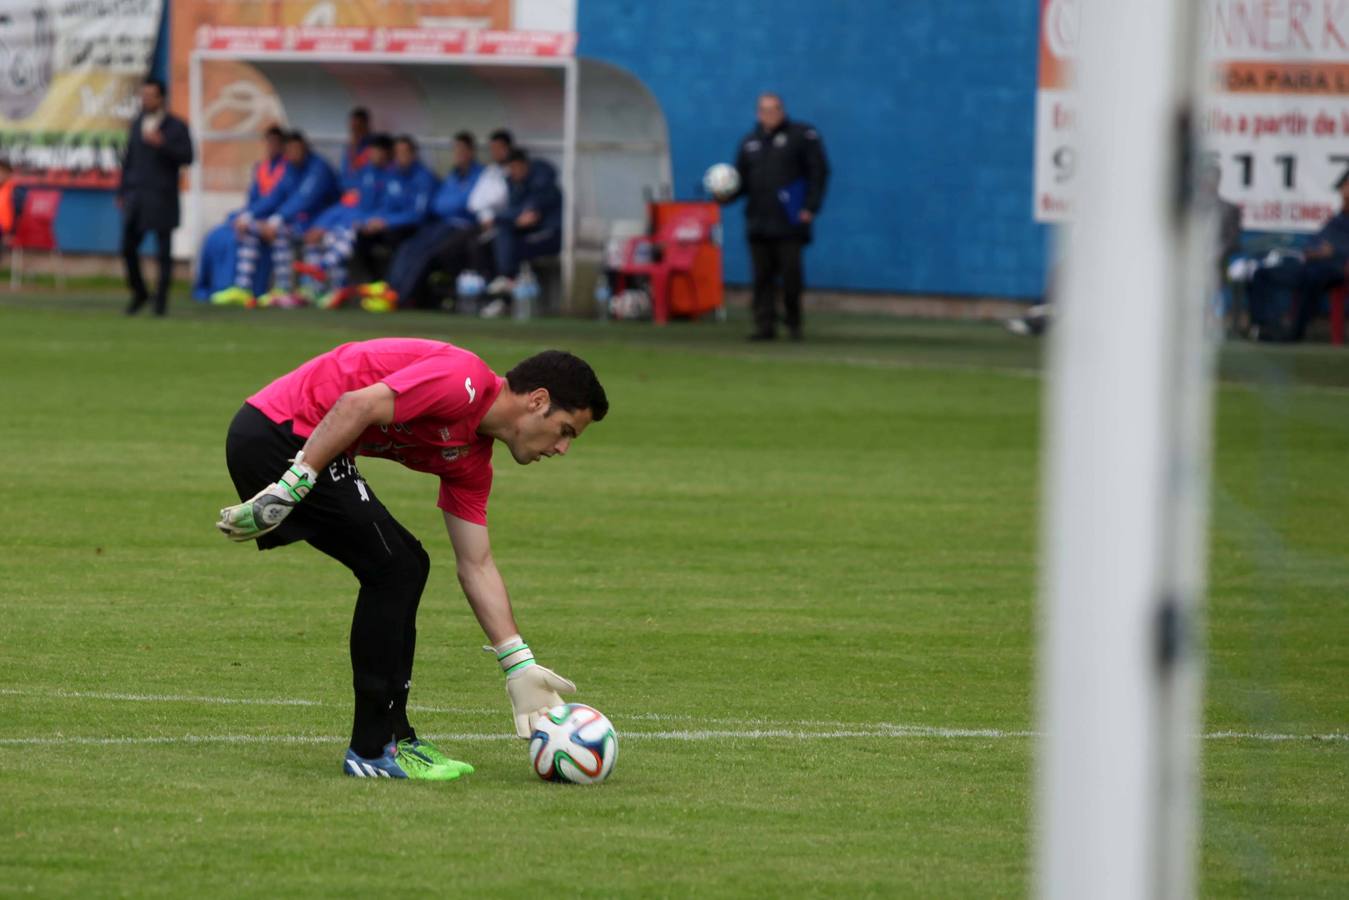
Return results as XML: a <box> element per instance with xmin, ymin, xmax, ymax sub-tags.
<box><xmin>213</xmin><ymin>130</ymin><xmax>339</xmax><ymax>305</ymax></box>
<box><xmin>302</xmin><ymin>133</ymin><xmax>394</xmax><ymax>304</ymax></box>
<box><xmin>194</xmin><ymin>126</ymin><xmax>288</xmax><ymax>299</ymax></box>
<box><xmin>385</xmin><ymin>130</ymin><xmax>509</xmax><ymax>308</ymax></box>
<box><xmin>350</xmin><ymin>134</ymin><xmax>439</xmax><ymax>299</ymax></box>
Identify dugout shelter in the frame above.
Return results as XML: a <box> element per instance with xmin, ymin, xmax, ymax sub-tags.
<box><xmin>187</xmin><ymin>26</ymin><xmax>672</xmax><ymax>310</ymax></box>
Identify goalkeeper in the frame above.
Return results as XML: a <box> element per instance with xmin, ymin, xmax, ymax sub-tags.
<box><xmin>217</xmin><ymin>339</ymin><xmax>608</xmax><ymax>780</ymax></box>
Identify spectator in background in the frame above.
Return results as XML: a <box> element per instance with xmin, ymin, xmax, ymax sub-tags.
<box><xmin>1247</xmin><ymin>173</ymin><xmax>1349</xmax><ymax>341</ymax></box>
<box><xmin>480</xmin><ymin>148</ymin><xmax>561</xmax><ymax>318</ymax></box>
<box><xmin>213</xmin><ymin>130</ymin><xmax>339</xmax><ymax>307</ymax></box>
<box><xmin>304</xmin><ymin>133</ymin><xmax>394</xmax><ymax>308</ymax></box>
<box><xmin>384</xmin><ymin>131</ymin><xmax>508</xmax><ymax>309</ymax></box>
<box><xmin>341</xmin><ymin>107</ymin><xmax>374</xmax><ymax>193</ymax></box>
<box><xmin>487</xmin><ymin>129</ymin><xmax>515</xmax><ymax>174</ymax></box>
<box><xmin>193</xmin><ymin>126</ymin><xmax>288</xmax><ymax>300</ymax></box>
<box><xmin>354</xmin><ymin>134</ymin><xmax>438</xmax><ymax>310</ymax></box>
<box><xmin>723</xmin><ymin>92</ymin><xmax>829</xmax><ymax>341</ymax></box>
<box><xmin>119</xmin><ymin>78</ymin><xmax>194</xmax><ymax>316</ymax></box>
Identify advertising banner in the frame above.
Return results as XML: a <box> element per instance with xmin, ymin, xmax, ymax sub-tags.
<box><xmin>1032</xmin><ymin>0</ymin><xmax>1077</xmax><ymax>222</ymax></box>
<box><xmin>1033</xmin><ymin>0</ymin><xmax>1349</xmax><ymax>231</ymax></box>
<box><xmin>0</xmin><ymin>0</ymin><xmax>165</xmax><ymax>187</ymax></box>
<box><xmin>1201</xmin><ymin>1</ymin><xmax>1349</xmax><ymax>231</ymax></box>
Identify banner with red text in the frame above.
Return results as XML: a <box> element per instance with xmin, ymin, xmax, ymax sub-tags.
<box><xmin>1035</xmin><ymin>0</ymin><xmax>1349</xmax><ymax>230</ymax></box>
<box><xmin>1201</xmin><ymin>1</ymin><xmax>1349</xmax><ymax>231</ymax></box>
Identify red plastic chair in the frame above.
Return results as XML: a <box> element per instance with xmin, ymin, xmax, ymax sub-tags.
<box><xmin>8</xmin><ymin>188</ymin><xmax>63</xmax><ymax>290</ymax></box>
<box><xmin>613</xmin><ymin>215</ymin><xmax>709</xmax><ymax>325</ymax></box>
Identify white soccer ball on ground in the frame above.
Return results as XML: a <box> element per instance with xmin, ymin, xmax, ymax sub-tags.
<box><xmin>529</xmin><ymin>703</ymin><xmax>618</xmax><ymax>784</ymax></box>
<box><xmin>610</xmin><ymin>287</ymin><xmax>652</xmax><ymax>321</ymax></box>
<box><xmin>703</xmin><ymin>162</ymin><xmax>740</xmax><ymax>200</ymax></box>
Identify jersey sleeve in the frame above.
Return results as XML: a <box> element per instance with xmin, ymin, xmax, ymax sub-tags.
<box><xmin>381</xmin><ymin>353</ymin><xmax>484</xmax><ymax>423</ymax></box>
<box><xmin>438</xmin><ymin>463</ymin><xmax>493</xmax><ymax>526</ymax></box>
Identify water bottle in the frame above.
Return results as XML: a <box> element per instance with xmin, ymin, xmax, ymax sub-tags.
<box><xmin>512</xmin><ymin>263</ymin><xmax>538</xmax><ymax>321</ymax></box>
<box><xmin>455</xmin><ymin>270</ymin><xmax>484</xmax><ymax>315</ymax></box>
<box><xmin>594</xmin><ymin>274</ymin><xmax>611</xmax><ymax>320</ymax></box>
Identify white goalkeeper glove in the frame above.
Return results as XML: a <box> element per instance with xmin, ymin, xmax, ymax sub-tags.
<box><xmin>487</xmin><ymin>636</ymin><xmax>576</xmax><ymax>738</ymax></box>
<box><xmin>217</xmin><ymin>455</ymin><xmax>317</xmax><ymax>542</ymax></box>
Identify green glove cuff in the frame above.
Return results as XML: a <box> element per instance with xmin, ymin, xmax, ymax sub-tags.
<box><xmin>279</xmin><ymin>456</ymin><xmax>318</xmax><ymax>503</ymax></box>
<box><xmin>494</xmin><ymin>637</ymin><xmax>536</xmax><ymax>676</ymax></box>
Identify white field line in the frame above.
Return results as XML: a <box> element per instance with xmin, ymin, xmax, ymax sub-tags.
<box><xmin>0</xmin><ymin>687</ymin><xmax>320</xmax><ymax>707</ymax></box>
<box><xmin>0</xmin><ymin>728</ymin><xmax>1345</xmax><ymax>748</ymax></box>
<box><xmin>0</xmin><ymin>688</ymin><xmax>1343</xmax><ymax>744</ymax></box>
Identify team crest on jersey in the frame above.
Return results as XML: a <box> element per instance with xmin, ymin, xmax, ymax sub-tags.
<box><xmin>442</xmin><ymin>446</ymin><xmax>466</xmax><ymax>461</ymax></box>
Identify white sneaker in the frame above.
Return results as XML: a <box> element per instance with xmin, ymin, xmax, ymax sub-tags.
<box><xmin>486</xmin><ymin>276</ymin><xmax>514</xmax><ymax>295</ymax></box>
<box><xmin>479</xmin><ymin>298</ymin><xmax>508</xmax><ymax>319</ymax></box>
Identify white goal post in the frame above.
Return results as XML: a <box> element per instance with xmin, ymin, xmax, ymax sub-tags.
<box><xmin>1036</xmin><ymin>0</ymin><xmax>1216</xmax><ymax>898</ymax></box>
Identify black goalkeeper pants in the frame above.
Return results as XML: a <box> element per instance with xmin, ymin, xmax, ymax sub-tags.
<box><xmin>225</xmin><ymin>403</ymin><xmax>429</xmax><ymax>758</ymax></box>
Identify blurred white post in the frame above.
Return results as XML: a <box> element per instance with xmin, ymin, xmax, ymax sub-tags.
<box><xmin>1036</xmin><ymin>0</ymin><xmax>1212</xmax><ymax>897</ymax></box>
<box><xmin>561</xmin><ymin>57</ymin><xmax>579</xmax><ymax>313</ymax></box>
<box><xmin>188</xmin><ymin>52</ymin><xmax>205</xmax><ymax>264</ymax></box>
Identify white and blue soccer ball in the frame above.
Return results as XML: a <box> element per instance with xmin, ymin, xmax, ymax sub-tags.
<box><xmin>529</xmin><ymin>703</ymin><xmax>618</xmax><ymax>784</ymax></box>
<box><xmin>703</xmin><ymin>162</ymin><xmax>740</xmax><ymax>199</ymax></box>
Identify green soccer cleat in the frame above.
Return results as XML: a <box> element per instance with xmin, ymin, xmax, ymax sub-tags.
<box><xmin>343</xmin><ymin>741</ymin><xmax>459</xmax><ymax>780</ymax></box>
<box><xmin>210</xmin><ymin>286</ymin><xmax>255</xmax><ymax>308</ymax></box>
<box><xmin>398</xmin><ymin>738</ymin><xmax>474</xmax><ymax>777</ymax></box>
<box><xmin>318</xmin><ymin>286</ymin><xmax>356</xmax><ymax>310</ymax></box>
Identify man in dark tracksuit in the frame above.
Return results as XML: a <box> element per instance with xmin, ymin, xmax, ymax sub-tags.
<box><xmin>119</xmin><ymin>79</ymin><xmax>194</xmax><ymax>316</ymax></box>
<box><xmin>726</xmin><ymin>92</ymin><xmax>829</xmax><ymax>341</ymax></box>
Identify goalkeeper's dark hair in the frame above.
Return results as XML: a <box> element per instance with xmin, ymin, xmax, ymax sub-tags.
<box><xmin>506</xmin><ymin>351</ymin><xmax>608</xmax><ymax>421</ymax></box>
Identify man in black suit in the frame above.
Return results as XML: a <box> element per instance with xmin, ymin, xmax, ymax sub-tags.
<box><xmin>119</xmin><ymin>79</ymin><xmax>194</xmax><ymax>316</ymax></box>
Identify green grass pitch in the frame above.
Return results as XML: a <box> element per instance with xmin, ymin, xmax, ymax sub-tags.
<box><xmin>0</xmin><ymin>294</ymin><xmax>1344</xmax><ymax>896</ymax></box>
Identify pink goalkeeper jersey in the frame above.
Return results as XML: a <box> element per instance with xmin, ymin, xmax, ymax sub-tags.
<box><xmin>247</xmin><ymin>338</ymin><xmax>505</xmax><ymax>525</ymax></box>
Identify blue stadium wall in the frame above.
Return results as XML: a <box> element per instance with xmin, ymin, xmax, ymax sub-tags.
<box><xmin>578</xmin><ymin>0</ymin><xmax>1050</xmax><ymax>298</ymax></box>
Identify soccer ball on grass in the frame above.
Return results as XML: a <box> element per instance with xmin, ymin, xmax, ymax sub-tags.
<box><xmin>529</xmin><ymin>703</ymin><xmax>618</xmax><ymax>784</ymax></box>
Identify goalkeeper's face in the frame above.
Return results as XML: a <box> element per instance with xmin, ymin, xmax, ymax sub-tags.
<box><xmin>506</xmin><ymin>390</ymin><xmax>593</xmax><ymax>465</ymax></box>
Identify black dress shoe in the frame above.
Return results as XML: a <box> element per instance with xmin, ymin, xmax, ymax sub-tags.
<box><xmin>788</xmin><ymin>328</ymin><xmax>803</xmax><ymax>342</ymax></box>
<box><xmin>746</xmin><ymin>332</ymin><xmax>776</xmax><ymax>342</ymax></box>
<box><xmin>125</xmin><ymin>297</ymin><xmax>147</xmax><ymax>316</ymax></box>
